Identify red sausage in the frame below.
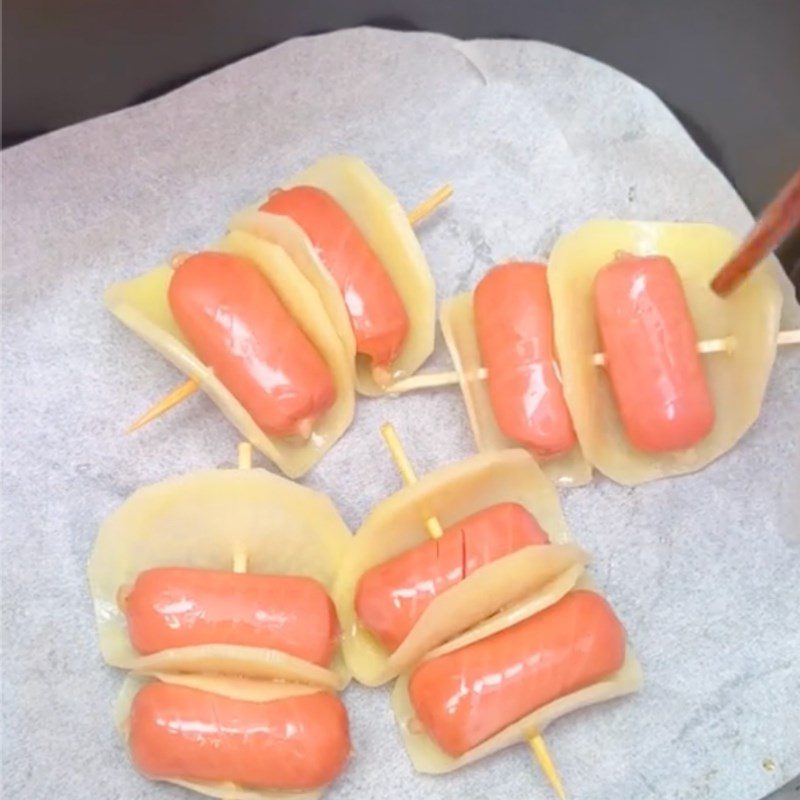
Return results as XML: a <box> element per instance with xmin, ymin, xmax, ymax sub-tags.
<box><xmin>408</xmin><ymin>590</ymin><xmax>626</xmax><ymax>756</ymax></box>
<box><xmin>168</xmin><ymin>251</ymin><xmax>335</xmax><ymax>438</ymax></box>
<box><xmin>261</xmin><ymin>186</ymin><xmax>409</xmax><ymax>367</ymax></box>
<box><xmin>593</xmin><ymin>253</ymin><xmax>715</xmax><ymax>451</ymax></box>
<box><xmin>129</xmin><ymin>683</ymin><xmax>350</xmax><ymax>790</ymax></box>
<box><xmin>122</xmin><ymin>568</ymin><xmax>339</xmax><ymax>667</ymax></box>
<box><xmin>474</xmin><ymin>262</ymin><xmax>577</xmax><ymax>457</ymax></box>
<box><xmin>355</xmin><ymin>502</ymin><xmax>548</xmax><ymax>652</ymax></box>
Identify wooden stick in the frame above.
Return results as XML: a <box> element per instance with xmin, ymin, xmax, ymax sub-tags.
<box><xmin>379</xmin><ymin>423</ymin><xmax>443</xmax><ymax>539</ymax></box>
<box><xmin>126</xmin><ymin>184</ymin><xmax>454</xmax><ymax>434</ymax></box>
<box><xmin>378</xmin><ymin>422</ymin><xmax>566</xmax><ymax>800</ymax></box>
<box><xmin>406</xmin><ymin>184</ymin><xmax>454</xmax><ymax>226</ymax></box>
<box><xmin>386</xmin><ymin>331</ymin><xmax>800</xmax><ymax>393</ymax></box>
<box><xmin>232</xmin><ymin>442</ymin><xmax>252</xmax><ymax>574</ymax></box>
<box><xmin>711</xmin><ymin>166</ymin><xmax>800</xmax><ymax>296</ymax></box>
<box><xmin>127</xmin><ymin>377</ymin><xmax>201</xmax><ymax>433</ymax></box>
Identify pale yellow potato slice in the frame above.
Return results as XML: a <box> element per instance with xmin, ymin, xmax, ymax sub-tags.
<box><xmin>391</xmin><ymin>585</ymin><xmax>642</xmax><ymax>774</ymax></box>
<box><xmin>229</xmin><ymin>209</ymin><xmax>357</xmax><ymax>369</ymax></box>
<box><xmin>115</xmin><ymin>673</ymin><xmax>334</xmax><ymax>800</ymax></box>
<box><xmin>334</xmin><ymin>449</ymin><xmax>588</xmax><ymax>687</ymax></box>
<box><xmin>440</xmin><ymin>292</ymin><xmax>592</xmax><ymax>487</ymax></box>
<box><xmin>548</xmin><ymin>220</ymin><xmax>783</xmax><ymax>485</ymax></box>
<box><xmin>88</xmin><ymin>468</ymin><xmax>352</xmax><ymax>689</ymax></box>
<box><xmin>104</xmin><ymin>229</ymin><xmax>355</xmax><ymax>479</ymax></box>
<box><xmin>276</xmin><ymin>154</ymin><xmax>436</xmax><ymax>395</ymax></box>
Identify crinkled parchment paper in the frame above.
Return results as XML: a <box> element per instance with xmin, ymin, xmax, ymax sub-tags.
<box><xmin>2</xmin><ymin>27</ymin><xmax>799</xmax><ymax>800</ymax></box>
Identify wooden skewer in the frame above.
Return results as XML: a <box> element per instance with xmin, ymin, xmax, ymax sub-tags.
<box><xmin>126</xmin><ymin>184</ymin><xmax>454</xmax><ymax>434</ymax></box>
<box><xmin>379</xmin><ymin>422</ymin><xmax>443</xmax><ymax>539</ymax></box>
<box><xmin>378</xmin><ymin>422</ymin><xmax>566</xmax><ymax>800</ymax></box>
<box><xmin>232</xmin><ymin>442</ymin><xmax>252</xmax><ymax>574</ymax></box>
<box><xmin>386</xmin><ymin>331</ymin><xmax>800</xmax><ymax>394</ymax></box>
<box><xmin>711</xmin><ymin>166</ymin><xmax>800</xmax><ymax>296</ymax></box>
<box><xmin>127</xmin><ymin>375</ymin><xmax>201</xmax><ymax>433</ymax></box>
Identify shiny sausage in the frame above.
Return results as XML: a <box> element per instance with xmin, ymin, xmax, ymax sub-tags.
<box><xmin>261</xmin><ymin>186</ymin><xmax>409</xmax><ymax>368</ymax></box>
<box><xmin>474</xmin><ymin>262</ymin><xmax>577</xmax><ymax>457</ymax></box>
<box><xmin>122</xmin><ymin>568</ymin><xmax>339</xmax><ymax>666</ymax></box>
<box><xmin>168</xmin><ymin>251</ymin><xmax>335</xmax><ymax>438</ymax></box>
<box><xmin>355</xmin><ymin>502</ymin><xmax>548</xmax><ymax>652</ymax></box>
<box><xmin>408</xmin><ymin>590</ymin><xmax>625</xmax><ymax>756</ymax></box>
<box><xmin>593</xmin><ymin>253</ymin><xmax>715</xmax><ymax>451</ymax></box>
<box><xmin>129</xmin><ymin>683</ymin><xmax>350</xmax><ymax>790</ymax></box>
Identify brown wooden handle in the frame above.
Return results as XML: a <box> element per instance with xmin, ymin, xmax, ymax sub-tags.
<box><xmin>711</xmin><ymin>167</ymin><xmax>800</xmax><ymax>296</ymax></box>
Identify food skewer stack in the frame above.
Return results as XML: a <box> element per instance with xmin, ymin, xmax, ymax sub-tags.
<box><xmin>92</xmin><ymin>153</ymin><xmax>799</xmax><ymax>798</ymax></box>
<box><xmin>89</xmin><ymin>443</ymin><xmax>356</xmax><ymax>798</ymax></box>
<box><xmin>112</xmin><ymin>155</ymin><xmax>453</xmax><ymax>479</ymax></box>
<box><xmin>333</xmin><ymin>423</ymin><xmax>640</xmax><ymax>798</ymax></box>
<box><xmin>119</xmin><ymin>189</ymin><xmax>800</xmax><ymax>491</ymax></box>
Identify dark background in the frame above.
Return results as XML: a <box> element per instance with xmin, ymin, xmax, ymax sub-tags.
<box><xmin>2</xmin><ymin>3</ymin><xmax>800</xmax><ymax>795</ymax></box>
<box><xmin>4</xmin><ymin>0</ymin><xmax>799</xmax><ymax>285</ymax></box>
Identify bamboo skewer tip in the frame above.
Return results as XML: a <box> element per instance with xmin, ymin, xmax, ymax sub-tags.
<box><xmin>126</xmin><ymin>377</ymin><xmax>200</xmax><ymax>433</ymax></box>
<box><xmin>232</xmin><ymin>441</ymin><xmax>253</xmax><ymax>573</ymax></box>
<box><xmin>530</xmin><ymin>734</ymin><xmax>568</xmax><ymax>800</ymax></box>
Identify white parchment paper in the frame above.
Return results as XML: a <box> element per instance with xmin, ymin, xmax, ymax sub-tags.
<box><xmin>2</xmin><ymin>27</ymin><xmax>799</xmax><ymax>800</ymax></box>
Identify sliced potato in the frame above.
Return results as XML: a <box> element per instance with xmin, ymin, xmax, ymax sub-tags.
<box><xmin>229</xmin><ymin>209</ymin><xmax>357</xmax><ymax>368</ymax></box>
<box><xmin>115</xmin><ymin>673</ymin><xmax>328</xmax><ymax>800</ymax></box>
<box><xmin>278</xmin><ymin>155</ymin><xmax>436</xmax><ymax>395</ymax></box>
<box><xmin>548</xmin><ymin>220</ymin><xmax>783</xmax><ymax>485</ymax></box>
<box><xmin>440</xmin><ymin>292</ymin><xmax>592</xmax><ymax>487</ymax></box>
<box><xmin>88</xmin><ymin>468</ymin><xmax>352</xmax><ymax>689</ymax></box>
<box><xmin>391</xmin><ymin>584</ymin><xmax>642</xmax><ymax>773</ymax></box>
<box><xmin>334</xmin><ymin>449</ymin><xmax>587</xmax><ymax>687</ymax></box>
<box><xmin>104</xmin><ymin>229</ymin><xmax>355</xmax><ymax>478</ymax></box>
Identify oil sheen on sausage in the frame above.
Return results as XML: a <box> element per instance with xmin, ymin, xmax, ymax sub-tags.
<box><xmin>129</xmin><ymin>683</ymin><xmax>350</xmax><ymax>790</ymax></box>
<box><xmin>261</xmin><ymin>187</ymin><xmax>409</xmax><ymax>368</ymax></box>
<box><xmin>123</xmin><ymin>568</ymin><xmax>339</xmax><ymax>667</ymax></box>
<box><xmin>474</xmin><ymin>262</ymin><xmax>577</xmax><ymax>457</ymax></box>
<box><xmin>593</xmin><ymin>253</ymin><xmax>715</xmax><ymax>452</ymax></box>
<box><xmin>355</xmin><ymin>502</ymin><xmax>548</xmax><ymax>652</ymax></box>
<box><xmin>408</xmin><ymin>590</ymin><xmax>625</xmax><ymax>756</ymax></box>
<box><xmin>168</xmin><ymin>251</ymin><xmax>336</xmax><ymax>438</ymax></box>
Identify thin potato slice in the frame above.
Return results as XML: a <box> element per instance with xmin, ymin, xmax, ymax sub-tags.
<box><xmin>391</xmin><ymin>585</ymin><xmax>642</xmax><ymax>773</ymax></box>
<box><xmin>229</xmin><ymin>209</ymin><xmax>357</xmax><ymax>369</ymax></box>
<box><xmin>104</xmin><ymin>229</ymin><xmax>355</xmax><ymax>479</ymax></box>
<box><xmin>115</xmin><ymin>673</ymin><xmax>330</xmax><ymax>800</ymax></box>
<box><xmin>279</xmin><ymin>155</ymin><xmax>436</xmax><ymax>395</ymax></box>
<box><xmin>440</xmin><ymin>292</ymin><xmax>592</xmax><ymax>487</ymax></box>
<box><xmin>334</xmin><ymin>449</ymin><xmax>587</xmax><ymax>687</ymax></box>
<box><xmin>548</xmin><ymin>220</ymin><xmax>783</xmax><ymax>485</ymax></box>
<box><xmin>88</xmin><ymin>468</ymin><xmax>352</xmax><ymax>689</ymax></box>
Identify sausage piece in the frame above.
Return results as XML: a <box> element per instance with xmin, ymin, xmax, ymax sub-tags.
<box><xmin>129</xmin><ymin>683</ymin><xmax>350</xmax><ymax>790</ymax></box>
<box><xmin>474</xmin><ymin>262</ymin><xmax>577</xmax><ymax>457</ymax></box>
<box><xmin>168</xmin><ymin>251</ymin><xmax>336</xmax><ymax>438</ymax></box>
<box><xmin>408</xmin><ymin>590</ymin><xmax>625</xmax><ymax>756</ymax></box>
<box><xmin>355</xmin><ymin>502</ymin><xmax>548</xmax><ymax>652</ymax></box>
<box><xmin>261</xmin><ymin>187</ymin><xmax>409</xmax><ymax>368</ymax></box>
<box><xmin>593</xmin><ymin>253</ymin><xmax>715</xmax><ymax>451</ymax></box>
<box><xmin>122</xmin><ymin>568</ymin><xmax>339</xmax><ymax>667</ymax></box>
